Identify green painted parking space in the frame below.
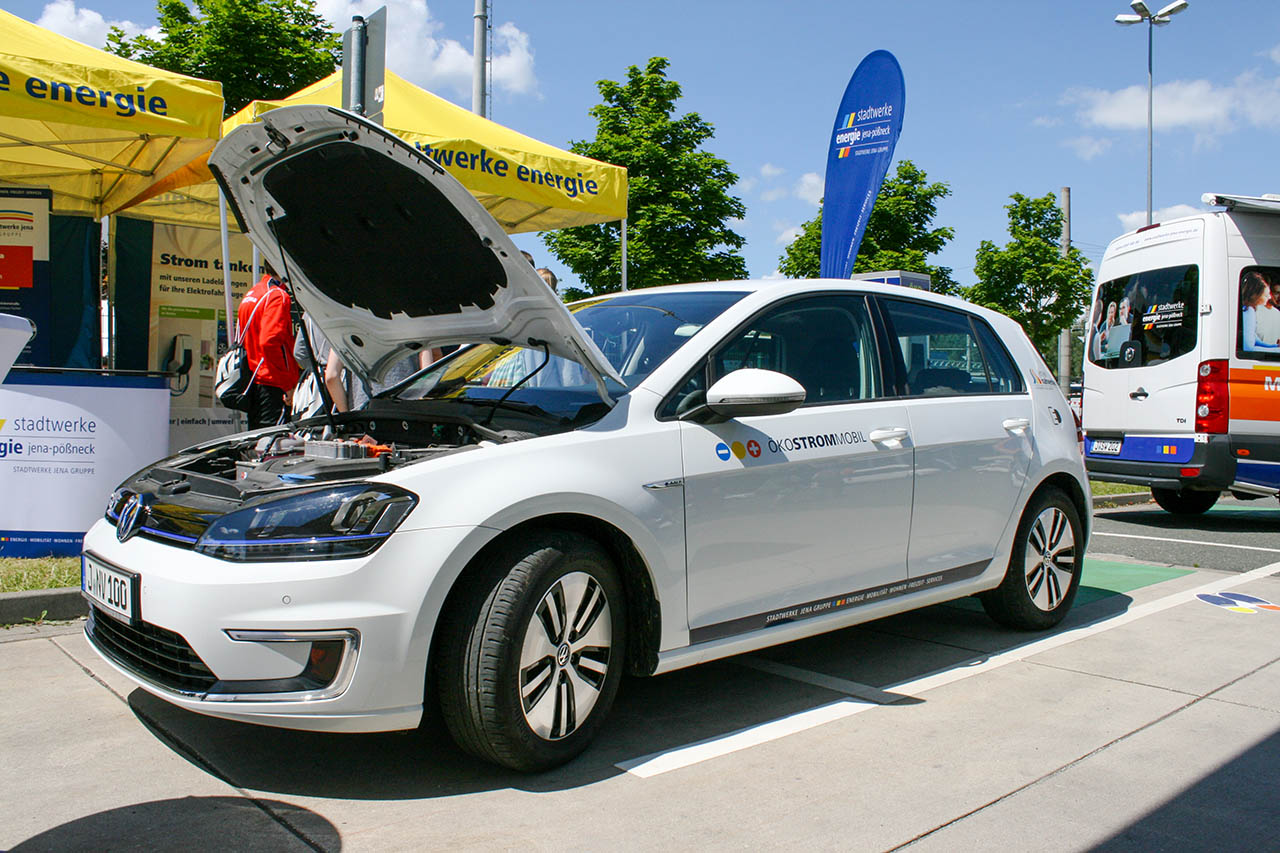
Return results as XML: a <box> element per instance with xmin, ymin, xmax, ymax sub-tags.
<box><xmin>948</xmin><ymin>558</ymin><xmax>1193</xmax><ymax>612</ymax></box>
<box><xmin>1206</xmin><ymin>503</ymin><xmax>1279</xmax><ymax>514</ymax></box>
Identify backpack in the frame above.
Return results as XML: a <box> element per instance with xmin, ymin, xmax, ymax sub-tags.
<box><xmin>215</xmin><ymin>284</ymin><xmax>274</xmax><ymax>411</ymax></box>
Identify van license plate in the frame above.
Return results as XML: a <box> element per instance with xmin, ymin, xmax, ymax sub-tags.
<box><xmin>82</xmin><ymin>555</ymin><xmax>138</xmax><ymax>623</ymax></box>
<box><xmin>1091</xmin><ymin>439</ymin><xmax>1122</xmax><ymax>455</ymax></box>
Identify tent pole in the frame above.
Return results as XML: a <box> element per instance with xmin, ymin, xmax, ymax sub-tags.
<box><xmin>621</xmin><ymin>218</ymin><xmax>628</xmax><ymax>291</ymax></box>
<box><xmin>218</xmin><ymin>188</ymin><xmax>235</xmax><ymax>340</ymax></box>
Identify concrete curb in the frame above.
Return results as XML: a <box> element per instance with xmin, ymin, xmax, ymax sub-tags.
<box><xmin>1092</xmin><ymin>491</ymin><xmax>1153</xmax><ymax>508</ymax></box>
<box><xmin>0</xmin><ymin>587</ymin><xmax>86</xmax><ymax>625</ymax></box>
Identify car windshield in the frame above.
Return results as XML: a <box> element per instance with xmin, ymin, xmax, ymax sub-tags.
<box><xmin>391</xmin><ymin>290</ymin><xmax>747</xmax><ymax>421</ymax></box>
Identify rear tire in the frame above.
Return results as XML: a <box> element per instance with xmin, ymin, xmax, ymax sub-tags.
<box><xmin>1151</xmin><ymin>487</ymin><xmax>1219</xmax><ymax>515</ymax></box>
<box><xmin>437</xmin><ymin>530</ymin><xmax>625</xmax><ymax>772</ymax></box>
<box><xmin>981</xmin><ymin>488</ymin><xmax>1083</xmax><ymax>631</ymax></box>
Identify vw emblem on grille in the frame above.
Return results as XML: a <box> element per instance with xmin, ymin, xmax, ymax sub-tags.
<box><xmin>116</xmin><ymin>493</ymin><xmax>148</xmax><ymax>543</ymax></box>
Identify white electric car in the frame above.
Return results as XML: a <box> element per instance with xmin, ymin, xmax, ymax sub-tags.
<box><xmin>81</xmin><ymin>106</ymin><xmax>1090</xmax><ymax>771</ymax></box>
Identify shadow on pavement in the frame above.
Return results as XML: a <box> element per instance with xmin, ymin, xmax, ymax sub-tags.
<box><xmin>125</xmin><ymin>588</ymin><xmax>1139</xmax><ymax>801</ymax></box>
<box><xmin>1090</xmin><ymin>730</ymin><xmax>1280</xmax><ymax>850</ymax></box>
<box><xmin>11</xmin><ymin>796</ymin><xmax>340</xmax><ymax>852</ymax></box>
<box><xmin>1095</xmin><ymin>505</ymin><xmax>1280</xmax><ymax>534</ymax></box>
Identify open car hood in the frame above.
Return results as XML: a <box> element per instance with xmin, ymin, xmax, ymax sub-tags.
<box><xmin>208</xmin><ymin>105</ymin><xmax>623</xmax><ymax>395</ymax></box>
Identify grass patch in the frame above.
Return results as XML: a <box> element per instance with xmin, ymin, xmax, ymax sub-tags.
<box><xmin>1090</xmin><ymin>480</ymin><xmax>1149</xmax><ymax>497</ymax></box>
<box><xmin>0</xmin><ymin>557</ymin><xmax>79</xmax><ymax>593</ymax></box>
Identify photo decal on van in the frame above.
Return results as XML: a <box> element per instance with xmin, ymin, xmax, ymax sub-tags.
<box><xmin>1238</xmin><ymin>267</ymin><xmax>1280</xmax><ymax>361</ymax></box>
<box><xmin>1089</xmin><ymin>264</ymin><xmax>1199</xmax><ymax>369</ymax></box>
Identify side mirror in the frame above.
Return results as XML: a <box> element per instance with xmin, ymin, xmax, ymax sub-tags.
<box><xmin>692</xmin><ymin>368</ymin><xmax>806</xmax><ymax>420</ymax></box>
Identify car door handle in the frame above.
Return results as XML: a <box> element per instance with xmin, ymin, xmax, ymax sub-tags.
<box><xmin>1002</xmin><ymin>418</ymin><xmax>1031</xmax><ymax>432</ymax></box>
<box><xmin>869</xmin><ymin>427</ymin><xmax>909</xmax><ymax>443</ymax></box>
<box><xmin>1129</xmin><ymin>387</ymin><xmax>1149</xmax><ymax>400</ymax></box>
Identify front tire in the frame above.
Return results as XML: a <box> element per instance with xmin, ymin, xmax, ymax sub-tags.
<box><xmin>1151</xmin><ymin>487</ymin><xmax>1219</xmax><ymax>515</ymax></box>
<box><xmin>981</xmin><ymin>488</ymin><xmax>1083</xmax><ymax>631</ymax></box>
<box><xmin>438</xmin><ymin>530</ymin><xmax>625</xmax><ymax>772</ymax></box>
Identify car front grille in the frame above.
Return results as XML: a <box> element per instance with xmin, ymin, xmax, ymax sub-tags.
<box><xmin>87</xmin><ymin>606</ymin><xmax>217</xmax><ymax>695</ymax></box>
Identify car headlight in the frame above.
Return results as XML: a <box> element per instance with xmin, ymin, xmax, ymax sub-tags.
<box><xmin>194</xmin><ymin>484</ymin><xmax>417</xmax><ymax>562</ymax></box>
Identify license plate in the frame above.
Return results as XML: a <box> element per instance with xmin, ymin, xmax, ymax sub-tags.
<box><xmin>82</xmin><ymin>554</ymin><xmax>138</xmax><ymax>623</ymax></box>
<box><xmin>1091</xmin><ymin>439</ymin><xmax>1123</xmax><ymax>455</ymax></box>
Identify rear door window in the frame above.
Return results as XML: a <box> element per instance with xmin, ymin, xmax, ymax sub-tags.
<box><xmin>877</xmin><ymin>298</ymin><xmax>1010</xmax><ymax>396</ymax></box>
<box><xmin>1088</xmin><ymin>264</ymin><xmax>1198</xmax><ymax>369</ymax></box>
<box><xmin>1237</xmin><ymin>266</ymin><xmax>1280</xmax><ymax>361</ymax></box>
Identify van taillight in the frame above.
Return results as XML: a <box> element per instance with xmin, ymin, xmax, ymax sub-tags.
<box><xmin>1195</xmin><ymin>359</ymin><xmax>1229</xmax><ymax>433</ymax></box>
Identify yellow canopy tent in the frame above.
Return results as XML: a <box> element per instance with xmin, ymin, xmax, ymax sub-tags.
<box><xmin>123</xmin><ymin>70</ymin><xmax>627</xmax><ymax>233</ymax></box>
<box><xmin>0</xmin><ymin>8</ymin><xmax>223</xmax><ymax>217</ymax></box>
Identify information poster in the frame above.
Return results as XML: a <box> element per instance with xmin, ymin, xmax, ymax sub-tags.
<box><xmin>147</xmin><ymin>222</ymin><xmax>259</xmax><ymax>407</ymax></box>
<box><xmin>0</xmin><ymin>187</ymin><xmax>51</xmax><ymax>365</ymax></box>
<box><xmin>0</xmin><ymin>373</ymin><xmax>168</xmax><ymax>557</ymax></box>
<box><xmin>147</xmin><ymin>223</ymin><xmax>259</xmax><ymax>448</ymax></box>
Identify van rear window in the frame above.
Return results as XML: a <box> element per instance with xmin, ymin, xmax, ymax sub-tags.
<box><xmin>1237</xmin><ymin>266</ymin><xmax>1280</xmax><ymax>362</ymax></box>
<box><xmin>1087</xmin><ymin>264</ymin><xmax>1198</xmax><ymax>369</ymax></box>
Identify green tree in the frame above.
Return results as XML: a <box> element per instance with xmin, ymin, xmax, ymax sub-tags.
<box><xmin>777</xmin><ymin>160</ymin><xmax>958</xmax><ymax>292</ymax></box>
<box><xmin>965</xmin><ymin>192</ymin><xmax>1094</xmax><ymax>360</ymax></box>
<box><xmin>544</xmin><ymin>57</ymin><xmax>747</xmax><ymax>297</ymax></box>
<box><xmin>107</xmin><ymin>0</ymin><xmax>340</xmax><ymax>115</ymax></box>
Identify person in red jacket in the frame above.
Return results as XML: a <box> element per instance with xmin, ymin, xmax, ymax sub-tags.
<box><xmin>236</xmin><ymin>266</ymin><xmax>299</xmax><ymax>428</ymax></box>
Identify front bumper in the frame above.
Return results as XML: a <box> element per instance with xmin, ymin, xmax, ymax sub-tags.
<box><xmin>1084</xmin><ymin>432</ymin><xmax>1235</xmax><ymax>491</ymax></box>
<box><xmin>80</xmin><ymin>518</ymin><xmax>481</xmax><ymax>733</ymax></box>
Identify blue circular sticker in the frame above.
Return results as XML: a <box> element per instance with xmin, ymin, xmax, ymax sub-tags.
<box><xmin>714</xmin><ymin>442</ymin><xmax>731</xmax><ymax>461</ymax></box>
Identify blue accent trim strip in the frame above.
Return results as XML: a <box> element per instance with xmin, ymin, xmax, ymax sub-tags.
<box><xmin>142</xmin><ymin>527</ymin><xmax>199</xmax><ymax>544</ymax></box>
<box><xmin>0</xmin><ymin>529</ymin><xmax>85</xmax><ymax>558</ymax></box>
<box><xmin>1236</xmin><ymin>461</ymin><xmax>1280</xmax><ymax>489</ymax></box>
<box><xmin>2</xmin><ymin>370</ymin><xmax>167</xmax><ymax>389</ymax></box>
<box><xmin>199</xmin><ymin>532</ymin><xmax>391</xmax><ymax>547</ymax></box>
<box><xmin>1086</xmin><ymin>435</ymin><xmax>1196</xmax><ymax>463</ymax></box>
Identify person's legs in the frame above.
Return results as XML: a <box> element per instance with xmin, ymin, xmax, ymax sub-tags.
<box><xmin>246</xmin><ymin>383</ymin><xmax>285</xmax><ymax>429</ymax></box>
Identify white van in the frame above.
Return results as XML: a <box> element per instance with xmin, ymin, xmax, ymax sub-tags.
<box><xmin>1082</xmin><ymin>193</ymin><xmax>1280</xmax><ymax>514</ymax></box>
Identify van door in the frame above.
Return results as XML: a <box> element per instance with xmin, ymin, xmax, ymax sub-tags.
<box><xmin>1084</xmin><ymin>232</ymin><xmax>1204</xmax><ymax>457</ymax></box>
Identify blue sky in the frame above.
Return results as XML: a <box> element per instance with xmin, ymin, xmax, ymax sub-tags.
<box><xmin>12</xmin><ymin>0</ymin><xmax>1280</xmax><ymax>290</ymax></box>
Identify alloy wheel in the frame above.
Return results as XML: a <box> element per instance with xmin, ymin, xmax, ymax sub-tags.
<box><xmin>1023</xmin><ymin>507</ymin><xmax>1076</xmax><ymax>612</ymax></box>
<box><xmin>518</xmin><ymin>571</ymin><xmax>612</xmax><ymax>740</ymax></box>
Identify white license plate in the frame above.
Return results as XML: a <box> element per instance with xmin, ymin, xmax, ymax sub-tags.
<box><xmin>1091</xmin><ymin>439</ymin><xmax>1123</xmax><ymax>455</ymax></box>
<box><xmin>82</xmin><ymin>554</ymin><xmax>137</xmax><ymax>623</ymax></box>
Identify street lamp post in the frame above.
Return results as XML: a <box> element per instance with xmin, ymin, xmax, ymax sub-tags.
<box><xmin>1115</xmin><ymin>0</ymin><xmax>1189</xmax><ymax>226</ymax></box>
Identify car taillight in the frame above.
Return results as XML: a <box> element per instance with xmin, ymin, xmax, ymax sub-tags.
<box><xmin>1195</xmin><ymin>359</ymin><xmax>1229</xmax><ymax>434</ymax></box>
<box><xmin>1072</xmin><ymin>407</ymin><xmax>1083</xmax><ymax>444</ymax></box>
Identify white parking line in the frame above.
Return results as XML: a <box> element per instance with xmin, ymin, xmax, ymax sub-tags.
<box><xmin>1091</xmin><ymin>531</ymin><xmax>1280</xmax><ymax>553</ymax></box>
<box><xmin>616</xmin><ymin>562</ymin><xmax>1280</xmax><ymax>779</ymax></box>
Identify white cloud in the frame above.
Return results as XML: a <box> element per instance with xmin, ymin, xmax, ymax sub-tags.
<box><xmin>1064</xmin><ymin>72</ymin><xmax>1280</xmax><ymax>135</ymax></box>
<box><xmin>1033</xmin><ymin>116</ymin><xmax>1061</xmax><ymax>128</ymax></box>
<box><xmin>775</xmin><ymin>224</ymin><xmax>802</xmax><ymax>245</ymax></box>
<box><xmin>314</xmin><ymin>0</ymin><xmax>536</xmax><ymax>100</ymax></box>
<box><xmin>761</xmin><ymin>187</ymin><xmax>789</xmax><ymax>202</ymax></box>
<box><xmin>36</xmin><ymin>0</ymin><xmax>157</xmax><ymax>48</ymax></box>
<box><xmin>1116</xmin><ymin>203</ymin><xmax>1202</xmax><ymax>232</ymax></box>
<box><xmin>738</xmin><ymin>177</ymin><xmax>758</xmax><ymax>194</ymax></box>
<box><xmin>1062</xmin><ymin>135</ymin><xmax>1112</xmax><ymax>161</ymax></box>
<box><xmin>760</xmin><ymin>163</ymin><xmax>784</xmax><ymax>178</ymax></box>
<box><xmin>794</xmin><ymin>172</ymin><xmax>822</xmax><ymax>206</ymax></box>
<box><xmin>761</xmin><ymin>268</ymin><xmax>787</xmax><ymax>280</ymax></box>
<box><xmin>1270</xmin><ymin>44</ymin><xmax>1280</xmax><ymax>64</ymax></box>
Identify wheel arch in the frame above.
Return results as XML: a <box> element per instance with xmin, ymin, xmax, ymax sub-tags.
<box><xmin>424</xmin><ymin>512</ymin><xmax>663</xmax><ymax>713</ymax></box>
<box><xmin>1030</xmin><ymin>471</ymin><xmax>1091</xmax><ymax>543</ymax></box>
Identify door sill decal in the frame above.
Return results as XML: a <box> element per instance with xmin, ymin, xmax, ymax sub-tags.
<box><xmin>688</xmin><ymin>560</ymin><xmax>990</xmax><ymax>645</ymax></box>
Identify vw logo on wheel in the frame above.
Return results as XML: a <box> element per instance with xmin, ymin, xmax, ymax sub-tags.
<box><xmin>115</xmin><ymin>493</ymin><xmax>148</xmax><ymax>543</ymax></box>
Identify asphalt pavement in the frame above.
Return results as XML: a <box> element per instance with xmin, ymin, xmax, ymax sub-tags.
<box><xmin>2</xmin><ymin>498</ymin><xmax>1277</xmax><ymax>852</ymax></box>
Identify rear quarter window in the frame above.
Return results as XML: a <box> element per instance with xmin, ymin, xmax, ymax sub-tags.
<box><xmin>1088</xmin><ymin>264</ymin><xmax>1198</xmax><ymax>369</ymax></box>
